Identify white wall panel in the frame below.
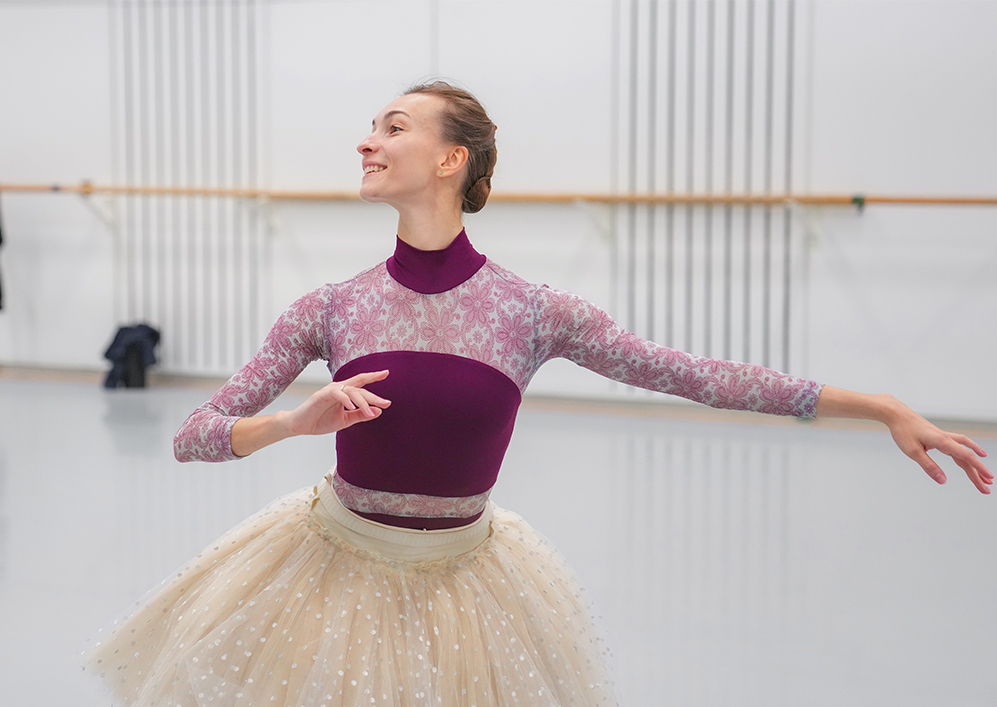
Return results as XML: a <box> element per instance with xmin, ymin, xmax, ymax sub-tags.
<box><xmin>0</xmin><ymin>5</ymin><xmax>114</xmax><ymax>369</ymax></box>
<box><xmin>804</xmin><ymin>0</ymin><xmax>997</xmax><ymax>420</ymax></box>
<box><xmin>807</xmin><ymin>0</ymin><xmax>997</xmax><ymax>195</ymax></box>
<box><xmin>268</xmin><ymin>1</ymin><xmax>435</xmax><ymax>190</ymax></box>
<box><xmin>439</xmin><ymin>0</ymin><xmax>615</xmax><ymax>192</ymax></box>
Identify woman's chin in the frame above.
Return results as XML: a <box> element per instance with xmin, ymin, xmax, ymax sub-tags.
<box><xmin>358</xmin><ymin>186</ymin><xmax>386</xmax><ymax>205</ymax></box>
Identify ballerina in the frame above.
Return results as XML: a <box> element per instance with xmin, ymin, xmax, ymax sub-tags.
<box><xmin>86</xmin><ymin>81</ymin><xmax>991</xmax><ymax>707</ymax></box>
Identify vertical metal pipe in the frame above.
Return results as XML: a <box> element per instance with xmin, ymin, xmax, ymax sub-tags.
<box><xmin>108</xmin><ymin>0</ymin><xmax>122</xmax><ymax>326</ymax></box>
<box><xmin>684</xmin><ymin>0</ymin><xmax>696</xmax><ymax>351</ymax></box>
<box><xmin>201</xmin><ymin>1</ymin><xmax>212</xmax><ymax>367</ymax></box>
<box><xmin>704</xmin><ymin>0</ymin><xmax>716</xmax><ymax>357</ymax></box>
<box><xmin>722</xmin><ymin>0</ymin><xmax>734</xmax><ymax>360</ymax></box>
<box><xmin>186</xmin><ymin>1</ymin><xmax>197</xmax><ymax>366</ymax></box>
<box><xmin>762</xmin><ymin>0</ymin><xmax>775</xmax><ymax>367</ymax></box>
<box><xmin>665</xmin><ymin>0</ymin><xmax>676</xmax><ymax>345</ymax></box>
<box><xmin>647</xmin><ymin>0</ymin><xmax>658</xmax><ymax>341</ymax></box>
<box><xmin>248</xmin><ymin>0</ymin><xmax>260</xmax><ymax>350</ymax></box>
<box><xmin>626</xmin><ymin>0</ymin><xmax>639</xmax><ymax>334</ymax></box>
<box><xmin>123</xmin><ymin>0</ymin><xmax>138</xmax><ymax>323</ymax></box>
<box><xmin>610</xmin><ymin>0</ymin><xmax>621</xmax><ymax>196</ymax></box>
<box><xmin>154</xmin><ymin>0</ymin><xmax>166</xmax><ymax>345</ymax></box>
<box><xmin>232</xmin><ymin>0</ymin><xmax>244</xmax><ymax>361</ymax></box>
<box><xmin>782</xmin><ymin>0</ymin><xmax>796</xmax><ymax>372</ymax></box>
<box><xmin>610</xmin><ymin>0</ymin><xmax>620</xmax><ymax>321</ymax></box>
<box><xmin>170</xmin><ymin>0</ymin><xmax>182</xmax><ymax>368</ymax></box>
<box><xmin>138</xmin><ymin>0</ymin><xmax>151</xmax><ymax>321</ymax></box>
<box><xmin>742</xmin><ymin>0</ymin><xmax>754</xmax><ymax>364</ymax></box>
<box><xmin>217</xmin><ymin>2</ymin><xmax>229</xmax><ymax>368</ymax></box>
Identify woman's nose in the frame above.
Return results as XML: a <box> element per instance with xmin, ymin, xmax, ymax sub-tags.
<box><xmin>357</xmin><ymin>134</ymin><xmax>376</xmax><ymax>154</ymax></box>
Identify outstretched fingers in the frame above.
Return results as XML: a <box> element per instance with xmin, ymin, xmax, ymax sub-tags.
<box><xmin>336</xmin><ymin>370</ymin><xmax>391</xmax><ymax>419</ymax></box>
<box><xmin>912</xmin><ymin>431</ymin><xmax>993</xmax><ymax>495</ymax></box>
<box><xmin>936</xmin><ymin>436</ymin><xmax>993</xmax><ymax>494</ymax></box>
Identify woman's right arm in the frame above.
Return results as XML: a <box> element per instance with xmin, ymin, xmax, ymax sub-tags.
<box><xmin>173</xmin><ymin>287</ymin><xmax>333</xmax><ymax>462</ymax></box>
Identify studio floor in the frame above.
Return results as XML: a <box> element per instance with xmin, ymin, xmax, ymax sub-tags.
<box><xmin>0</xmin><ymin>370</ymin><xmax>994</xmax><ymax>707</ymax></box>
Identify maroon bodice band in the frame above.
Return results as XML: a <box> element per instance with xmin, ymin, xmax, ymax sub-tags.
<box><xmin>333</xmin><ymin>350</ymin><xmax>522</xmax><ymax>529</ymax></box>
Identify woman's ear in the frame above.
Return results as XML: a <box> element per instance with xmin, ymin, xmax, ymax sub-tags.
<box><xmin>438</xmin><ymin>145</ymin><xmax>469</xmax><ymax>177</ymax></box>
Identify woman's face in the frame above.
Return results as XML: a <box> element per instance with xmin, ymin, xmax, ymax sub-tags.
<box><xmin>357</xmin><ymin>93</ymin><xmax>457</xmax><ymax>208</ymax></box>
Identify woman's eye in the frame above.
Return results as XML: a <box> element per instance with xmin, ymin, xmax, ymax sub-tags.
<box><xmin>389</xmin><ymin>125</ymin><xmax>402</xmax><ymax>133</ymax></box>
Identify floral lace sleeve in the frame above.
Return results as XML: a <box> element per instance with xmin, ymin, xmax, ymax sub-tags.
<box><xmin>533</xmin><ymin>286</ymin><xmax>823</xmax><ymax>418</ymax></box>
<box><xmin>173</xmin><ymin>287</ymin><xmax>334</xmax><ymax>462</ymax></box>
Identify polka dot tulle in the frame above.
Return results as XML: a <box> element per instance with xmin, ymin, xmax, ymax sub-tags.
<box><xmin>85</xmin><ymin>486</ymin><xmax>616</xmax><ymax>706</ymax></box>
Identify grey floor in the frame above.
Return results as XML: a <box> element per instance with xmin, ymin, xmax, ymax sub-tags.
<box><xmin>1</xmin><ymin>372</ymin><xmax>994</xmax><ymax>707</ymax></box>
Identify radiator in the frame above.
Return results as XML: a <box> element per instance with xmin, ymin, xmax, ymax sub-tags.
<box><xmin>610</xmin><ymin>0</ymin><xmax>807</xmax><ymax>379</ymax></box>
<box><xmin>109</xmin><ymin>0</ymin><xmax>266</xmax><ymax>376</ymax></box>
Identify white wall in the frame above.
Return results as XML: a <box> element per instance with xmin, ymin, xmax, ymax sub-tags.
<box><xmin>0</xmin><ymin>5</ymin><xmax>116</xmax><ymax>370</ymax></box>
<box><xmin>1</xmin><ymin>0</ymin><xmax>995</xmax><ymax>420</ymax></box>
<box><xmin>804</xmin><ymin>0</ymin><xmax>997</xmax><ymax>420</ymax></box>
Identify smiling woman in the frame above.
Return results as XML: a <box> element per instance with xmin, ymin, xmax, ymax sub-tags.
<box><xmin>83</xmin><ymin>81</ymin><xmax>991</xmax><ymax>707</ymax></box>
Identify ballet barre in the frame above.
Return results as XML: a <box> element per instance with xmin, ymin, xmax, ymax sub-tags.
<box><xmin>1</xmin><ymin>182</ymin><xmax>996</xmax><ymax>207</ymax></box>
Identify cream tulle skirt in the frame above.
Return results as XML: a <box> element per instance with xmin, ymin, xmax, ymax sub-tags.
<box><xmin>85</xmin><ymin>475</ymin><xmax>616</xmax><ymax>706</ymax></box>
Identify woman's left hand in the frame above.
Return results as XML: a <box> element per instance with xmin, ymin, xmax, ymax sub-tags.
<box><xmin>885</xmin><ymin>402</ymin><xmax>993</xmax><ymax>494</ymax></box>
<box><xmin>815</xmin><ymin>385</ymin><xmax>992</xmax><ymax>494</ymax></box>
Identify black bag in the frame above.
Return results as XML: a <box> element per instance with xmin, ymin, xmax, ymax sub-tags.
<box><xmin>103</xmin><ymin>324</ymin><xmax>161</xmax><ymax>388</ymax></box>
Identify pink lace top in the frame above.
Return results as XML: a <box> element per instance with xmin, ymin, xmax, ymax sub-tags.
<box><xmin>175</xmin><ymin>231</ymin><xmax>822</xmax><ymax>528</ymax></box>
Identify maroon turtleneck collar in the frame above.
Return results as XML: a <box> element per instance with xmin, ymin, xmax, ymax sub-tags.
<box><xmin>385</xmin><ymin>229</ymin><xmax>487</xmax><ymax>295</ymax></box>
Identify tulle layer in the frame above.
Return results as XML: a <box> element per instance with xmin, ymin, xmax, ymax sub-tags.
<box><xmin>86</xmin><ymin>483</ymin><xmax>616</xmax><ymax>706</ymax></box>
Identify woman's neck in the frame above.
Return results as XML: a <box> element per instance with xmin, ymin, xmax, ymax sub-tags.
<box><xmin>395</xmin><ymin>201</ymin><xmax>465</xmax><ymax>251</ymax></box>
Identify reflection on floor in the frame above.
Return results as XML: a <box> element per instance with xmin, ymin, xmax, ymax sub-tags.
<box><xmin>1</xmin><ymin>373</ymin><xmax>994</xmax><ymax>706</ymax></box>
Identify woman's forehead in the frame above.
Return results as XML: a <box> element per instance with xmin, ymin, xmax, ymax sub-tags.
<box><xmin>374</xmin><ymin>93</ymin><xmax>443</xmax><ymax>126</ymax></box>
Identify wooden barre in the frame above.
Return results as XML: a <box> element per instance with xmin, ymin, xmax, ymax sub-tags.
<box><xmin>1</xmin><ymin>182</ymin><xmax>996</xmax><ymax>207</ymax></box>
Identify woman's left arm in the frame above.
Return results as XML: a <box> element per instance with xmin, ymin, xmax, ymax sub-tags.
<box><xmin>532</xmin><ymin>285</ymin><xmax>992</xmax><ymax>493</ymax></box>
<box><xmin>815</xmin><ymin>385</ymin><xmax>993</xmax><ymax>494</ymax></box>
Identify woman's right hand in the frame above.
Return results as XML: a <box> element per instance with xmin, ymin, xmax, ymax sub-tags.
<box><xmin>231</xmin><ymin>370</ymin><xmax>390</xmax><ymax>457</ymax></box>
<box><xmin>282</xmin><ymin>370</ymin><xmax>392</xmax><ymax>437</ymax></box>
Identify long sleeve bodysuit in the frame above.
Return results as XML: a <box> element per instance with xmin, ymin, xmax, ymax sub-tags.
<box><xmin>175</xmin><ymin>231</ymin><xmax>822</xmax><ymax>529</ymax></box>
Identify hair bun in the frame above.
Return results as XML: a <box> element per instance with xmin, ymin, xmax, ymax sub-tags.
<box><xmin>463</xmin><ymin>175</ymin><xmax>491</xmax><ymax>214</ymax></box>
